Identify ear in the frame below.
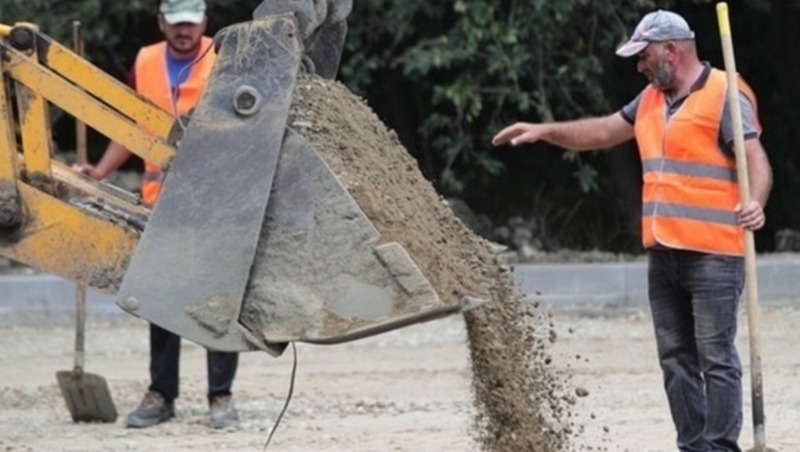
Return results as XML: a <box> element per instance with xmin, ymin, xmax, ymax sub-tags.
<box><xmin>157</xmin><ymin>14</ymin><xmax>166</xmax><ymax>33</ymax></box>
<box><xmin>663</xmin><ymin>41</ymin><xmax>679</xmax><ymax>58</ymax></box>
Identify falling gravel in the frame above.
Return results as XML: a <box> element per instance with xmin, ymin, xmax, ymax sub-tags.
<box><xmin>288</xmin><ymin>73</ymin><xmax>575</xmax><ymax>451</ymax></box>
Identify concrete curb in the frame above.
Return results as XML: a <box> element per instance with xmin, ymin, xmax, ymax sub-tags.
<box><xmin>0</xmin><ymin>274</ymin><xmax>119</xmax><ymax>323</ymax></box>
<box><xmin>513</xmin><ymin>255</ymin><xmax>800</xmax><ymax>309</ymax></box>
<box><xmin>1</xmin><ymin>255</ymin><xmax>798</xmax><ymax>323</ymax></box>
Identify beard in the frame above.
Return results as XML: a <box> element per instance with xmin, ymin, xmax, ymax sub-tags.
<box><xmin>167</xmin><ymin>34</ymin><xmax>201</xmax><ymax>57</ymax></box>
<box><xmin>651</xmin><ymin>57</ymin><xmax>675</xmax><ymax>91</ymax></box>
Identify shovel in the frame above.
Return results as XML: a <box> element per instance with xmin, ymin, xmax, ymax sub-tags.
<box><xmin>55</xmin><ymin>21</ymin><xmax>118</xmax><ymax>424</ymax></box>
<box><xmin>55</xmin><ymin>280</ymin><xmax>118</xmax><ymax>423</ymax></box>
<box><xmin>716</xmin><ymin>4</ymin><xmax>778</xmax><ymax>451</ymax></box>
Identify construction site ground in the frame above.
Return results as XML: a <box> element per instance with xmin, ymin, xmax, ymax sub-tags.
<box><xmin>1</xmin><ymin>304</ymin><xmax>797</xmax><ymax>451</ymax></box>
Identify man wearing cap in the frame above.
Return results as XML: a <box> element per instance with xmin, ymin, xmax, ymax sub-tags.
<box><xmin>74</xmin><ymin>0</ymin><xmax>240</xmax><ymax>429</ymax></box>
<box><xmin>492</xmin><ymin>9</ymin><xmax>771</xmax><ymax>451</ymax></box>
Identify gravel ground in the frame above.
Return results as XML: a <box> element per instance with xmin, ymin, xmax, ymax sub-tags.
<box><xmin>1</xmin><ymin>305</ymin><xmax>797</xmax><ymax>451</ymax></box>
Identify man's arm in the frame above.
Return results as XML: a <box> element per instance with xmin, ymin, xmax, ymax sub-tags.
<box><xmin>73</xmin><ymin>62</ymin><xmax>137</xmax><ymax>181</ymax></box>
<box><xmin>491</xmin><ymin>113</ymin><xmax>635</xmax><ymax>151</ymax></box>
<box><xmin>737</xmin><ymin>138</ymin><xmax>772</xmax><ymax>231</ymax></box>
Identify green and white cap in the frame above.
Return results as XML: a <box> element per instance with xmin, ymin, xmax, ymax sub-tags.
<box><xmin>160</xmin><ymin>0</ymin><xmax>206</xmax><ymax>25</ymax></box>
<box><xmin>616</xmin><ymin>10</ymin><xmax>695</xmax><ymax>58</ymax></box>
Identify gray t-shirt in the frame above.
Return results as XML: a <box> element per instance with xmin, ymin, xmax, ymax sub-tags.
<box><xmin>619</xmin><ymin>63</ymin><xmax>760</xmax><ymax>155</ymax></box>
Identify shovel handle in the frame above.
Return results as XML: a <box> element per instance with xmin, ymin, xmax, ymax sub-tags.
<box><xmin>72</xmin><ymin>21</ymin><xmax>87</xmax><ymax>167</ymax></box>
<box><xmin>716</xmin><ymin>3</ymin><xmax>767</xmax><ymax>448</ymax></box>
<box><xmin>75</xmin><ymin>284</ymin><xmax>86</xmax><ymax>370</ymax></box>
<box><xmin>72</xmin><ymin>20</ymin><xmax>87</xmax><ymax>372</ymax></box>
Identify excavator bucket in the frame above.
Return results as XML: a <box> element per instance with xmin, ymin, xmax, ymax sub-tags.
<box><xmin>116</xmin><ymin>14</ymin><xmax>469</xmax><ymax>355</ymax></box>
<box><xmin>240</xmin><ymin>130</ymin><xmax>460</xmax><ymax>346</ymax></box>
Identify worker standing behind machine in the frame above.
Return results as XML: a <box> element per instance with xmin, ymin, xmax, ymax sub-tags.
<box><xmin>74</xmin><ymin>0</ymin><xmax>240</xmax><ymax>430</ymax></box>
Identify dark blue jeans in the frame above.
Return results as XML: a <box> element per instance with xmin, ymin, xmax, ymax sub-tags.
<box><xmin>648</xmin><ymin>249</ymin><xmax>744</xmax><ymax>452</ymax></box>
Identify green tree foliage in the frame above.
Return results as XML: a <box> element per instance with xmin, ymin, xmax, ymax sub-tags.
<box><xmin>341</xmin><ymin>0</ymin><xmax>668</xmax><ymax>250</ymax></box>
<box><xmin>342</xmin><ymin>1</ymin><xmax>669</xmax><ymax>190</ymax></box>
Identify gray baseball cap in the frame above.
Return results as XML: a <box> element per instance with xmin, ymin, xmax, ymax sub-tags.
<box><xmin>616</xmin><ymin>10</ymin><xmax>695</xmax><ymax>58</ymax></box>
<box><xmin>160</xmin><ymin>0</ymin><xmax>206</xmax><ymax>25</ymax></box>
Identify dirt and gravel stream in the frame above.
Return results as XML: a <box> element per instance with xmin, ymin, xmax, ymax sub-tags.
<box><xmin>289</xmin><ymin>74</ymin><xmax>573</xmax><ymax>450</ymax></box>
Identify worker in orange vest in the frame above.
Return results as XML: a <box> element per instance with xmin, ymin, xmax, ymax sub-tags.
<box><xmin>74</xmin><ymin>0</ymin><xmax>239</xmax><ymax>430</ymax></box>
<box><xmin>492</xmin><ymin>10</ymin><xmax>772</xmax><ymax>452</ymax></box>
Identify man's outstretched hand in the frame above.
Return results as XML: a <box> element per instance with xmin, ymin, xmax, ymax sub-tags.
<box><xmin>492</xmin><ymin>122</ymin><xmax>544</xmax><ymax>147</ymax></box>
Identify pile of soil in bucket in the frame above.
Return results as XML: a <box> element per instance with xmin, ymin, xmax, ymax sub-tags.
<box><xmin>288</xmin><ymin>72</ymin><xmax>577</xmax><ymax>451</ymax></box>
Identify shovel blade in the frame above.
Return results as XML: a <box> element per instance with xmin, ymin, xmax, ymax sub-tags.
<box><xmin>56</xmin><ymin>370</ymin><xmax>118</xmax><ymax>423</ymax></box>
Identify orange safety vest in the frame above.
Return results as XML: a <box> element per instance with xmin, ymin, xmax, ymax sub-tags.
<box><xmin>635</xmin><ymin>68</ymin><xmax>759</xmax><ymax>256</ymax></box>
<box><xmin>134</xmin><ymin>36</ymin><xmax>216</xmax><ymax>204</ymax></box>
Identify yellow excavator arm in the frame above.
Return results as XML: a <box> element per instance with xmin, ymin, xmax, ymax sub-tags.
<box><xmin>0</xmin><ymin>1</ymin><xmax>479</xmax><ymax>356</ymax></box>
<box><xmin>0</xmin><ymin>22</ymin><xmax>163</xmax><ymax>291</ymax></box>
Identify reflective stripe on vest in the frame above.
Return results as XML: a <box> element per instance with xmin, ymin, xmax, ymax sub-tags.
<box><xmin>642</xmin><ymin>202</ymin><xmax>738</xmax><ymax>225</ymax></box>
<box><xmin>134</xmin><ymin>37</ymin><xmax>216</xmax><ymax>204</ymax></box>
<box><xmin>641</xmin><ymin>158</ymin><xmax>738</xmax><ymax>183</ymax></box>
<box><xmin>634</xmin><ymin>68</ymin><xmax>758</xmax><ymax>256</ymax></box>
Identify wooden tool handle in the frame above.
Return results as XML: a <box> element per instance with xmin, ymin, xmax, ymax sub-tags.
<box><xmin>716</xmin><ymin>3</ymin><xmax>767</xmax><ymax>449</ymax></box>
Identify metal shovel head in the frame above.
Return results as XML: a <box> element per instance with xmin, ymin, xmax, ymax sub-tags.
<box><xmin>56</xmin><ymin>369</ymin><xmax>117</xmax><ymax>423</ymax></box>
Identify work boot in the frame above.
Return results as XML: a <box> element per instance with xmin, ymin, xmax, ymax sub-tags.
<box><xmin>125</xmin><ymin>390</ymin><xmax>175</xmax><ymax>428</ymax></box>
<box><xmin>209</xmin><ymin>395</ymin><xmax>240</xmax><ymax>429</ymax></box>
